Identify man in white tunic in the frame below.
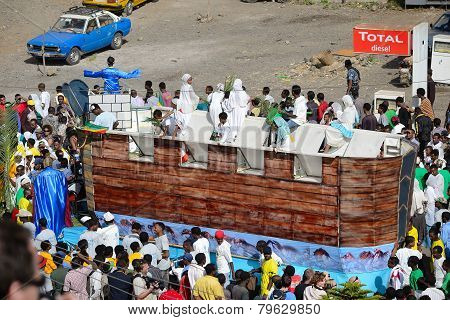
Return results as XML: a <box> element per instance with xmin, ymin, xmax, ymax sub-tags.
<box><xmin>35</xmin><ymin>218</ymin><xmax>57</xmax><ymax>254</ymax></box>
<box><xmin>191</xmin><ymin>227</ymin><xmax>210</xmax><ymax>265</ymax></box>
<box><xmin>215</xmin><ymin>230</ymin><xmax>234</xmax><ymax>287</ymax></box>
<box><xmin>91</xmin><ymin>104</ymin><xmax>118</xmax><ymax>130</ymax></box>
<box><xmin>79</xmin><ymin>219</ymin><xmax>102</xmax><ymax>258</ymax></box>
<box><xmin>97</xmin><ymin>212</ymin><xmax>119</xmax><ymax>249</ymax></box>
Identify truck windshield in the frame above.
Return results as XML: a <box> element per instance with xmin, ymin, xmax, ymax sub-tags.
<box><xmin>433</xmin><ymin>14</ymin><xmax>450</xmax><ymax>31</ymax></box>
<box><xmin>52</xmin><ymin>17</ymin><xmax>86</xmax><ymax>33</ymax></box>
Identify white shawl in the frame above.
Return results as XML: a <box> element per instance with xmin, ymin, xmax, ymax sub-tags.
<box><xmin>178</xmin><ymin>73</ymin><xmax>199</xmax><ymax>114</ymax></box>
<box><xmin>229</xmin><ymin>79</ymin><xmax>250</xmax><ymax>110</ymax></box>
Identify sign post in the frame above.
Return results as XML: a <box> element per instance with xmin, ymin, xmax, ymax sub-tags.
<box><xmin>353</xmin><ymin>26</ymin><xmax>411</xmax><ymax>56</ymax></box>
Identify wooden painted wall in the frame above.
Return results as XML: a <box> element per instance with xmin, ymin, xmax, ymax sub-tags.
<box><xmin>87</xmin><ymin>133</ymin><xmax>403</xmax><ymax>248</ymax></box>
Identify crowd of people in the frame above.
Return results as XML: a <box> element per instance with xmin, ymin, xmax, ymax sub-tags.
<box><xmin>1</xmin><ymin>56</ymin><xmax>450</xmax><ymax>300</ymax></box>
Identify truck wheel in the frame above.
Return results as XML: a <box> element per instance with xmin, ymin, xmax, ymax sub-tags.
<box><xmin>123</xmin><ymin>1</ymin><xmax>133</xmax><ymax>16</ymax></box>
<box><xmin>111</xmin><ymin>32</ymin><xmax>123</xmax><ymax>50</ymax></box>
<box><xmin>66</xmin><ymin>47</ymin><xmax>81</xmax><ymax>65</ymax></box>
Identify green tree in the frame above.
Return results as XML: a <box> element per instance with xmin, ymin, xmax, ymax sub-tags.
<box><xmin>324</xmin><ymin>282</ymin><xmax>382</xmax><ymax>300</ymax></box>
<box><xmin>0</xmin><ymin>103</ymin><xmax>19</xmax><ymax>215</ymax></box>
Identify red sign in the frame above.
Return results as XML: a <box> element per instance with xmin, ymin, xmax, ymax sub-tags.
<box><xmin>353</xmin><ymin>27</ymin><xmax>411</xmax><ymax>56</ymax></box>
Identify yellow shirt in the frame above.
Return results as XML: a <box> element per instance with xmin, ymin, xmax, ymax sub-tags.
<box><xmin>28</xmin><ymin>147</ymin><xmax>41</xmax><ymax>157</ymax></box>
<box><xmin>64</xmin><ymin>255</ymin><xmax>72</xmax><ymax>265</ymax></box>
<box><xmin>129</xmin><ymin>252</ymin><xmax>143</xmax><ymax>265</ymax></box>
<box><xmin>18</xmin><ymin>197</ymin><xmax>33</xmax><ymax>212</ymax></box>
<box><xmin>107</xmin><ymin>257</ymin><xmax>115</xmax><ymax>266</ymax></box>
<box><xmin>431</xmin><ymin>239</ymin><xmax>446</xmax><ymax>260</ymax></box>
<box><xmin>261</xmin><ymin>258</ymin><xmax>278</xmax><ymax>296</ymax></box>
<box><xmin>407</xmin><ymin>227</ymin><xmax>419</xmax><ymax>250</ymax></box>
<box><xmin>40</xmin><ymin>251</ymin><xmax>57</xmax><ymax>274</ymax></box>
<box><xmin>192</xmin><ymin>275</ymin><xmax>225</xmax><ymax>300</ymax></box>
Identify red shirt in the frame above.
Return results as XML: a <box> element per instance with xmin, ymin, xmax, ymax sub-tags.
<box><xmin>13</xmin><ymin>102</ymin><xmax>27</xmax><ymax>117</ymax></box>
<box><xmin>0</xmin><ymin>104</ymin><xmax>6</xmax><ymax>112</ymax></box>
<box><xmin>159</xmin><ymin>289</ymin><xmax>184</xmax><ymax>300</ymax></box>
<box><xmin>289</xmin><ymin>275</ymin><xmax>301</xmax><ymax>293</ymax></box>
<box><xmin>318</xmin><ymin>101</ymin><xmax>329</xmax><ymax>121</ymax></box>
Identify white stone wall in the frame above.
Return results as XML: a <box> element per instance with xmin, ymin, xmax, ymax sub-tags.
<box><xmin>88</xmin><ymin>94</ymin><xmax>132</xmax><ymax>130</ymax></box>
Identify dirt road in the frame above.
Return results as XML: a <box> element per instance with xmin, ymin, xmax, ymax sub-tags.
<box><xmin>0</xmin><ymin>0</ymin><xmax>448</xmax><ymax>115</ymax></box>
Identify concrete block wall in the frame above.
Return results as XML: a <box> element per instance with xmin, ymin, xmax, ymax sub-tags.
<box><xmin>88</xmin><ymin>94</ymin><xmax>132</xmax><ymax>129</ymax></box>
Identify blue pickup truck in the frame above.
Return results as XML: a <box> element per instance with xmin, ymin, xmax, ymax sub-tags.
<box><xmin>26</xmin><ymin>7</ymin><xmax>132</xmax><ymax>65</ymax></box>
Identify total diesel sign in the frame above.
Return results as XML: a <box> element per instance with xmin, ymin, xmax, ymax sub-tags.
<box><xmin>353</xmin><ymin>26</ymin><xmax>411</xmax><ymax>56</ymax></box>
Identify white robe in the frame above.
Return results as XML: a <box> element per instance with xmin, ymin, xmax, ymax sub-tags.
<box><xmin>209</xmin><ymin>91</ymin><xmax>225</xmax><ymax>129</ymax></box>
<box><xmin>176</xmin><ymin>74</ymin><xmax>199</xmax><ymax>137</ymax></box>
<box><xmin>325</xmin><ymin>96</ymin><xmax>358</xmax><ymax>148</ymax></box>
<box><xmin>411</xmin><ymin>179</ymin><xmax>425</xmax><ymax>217</ymax></box>
<box><xmin>228</xmin><ymin>79</ymin><xmax>249</xmax><ymax>139</ymax></box>
<box><xmin>97</xmin><ymin>224</ymin><xmax>120</xmax><ymax>249</ymax></box>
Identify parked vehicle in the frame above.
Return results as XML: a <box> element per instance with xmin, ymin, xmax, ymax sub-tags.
<box><xmin>82</xmin><ymin>0</ymin><xmax>158</xmax><ymax>16</ymax></box>
<box><xmin>429</xmin><ymin>11</ymin><xmax>450</xmax><ymax>49</ymax></box>
<box><xmin>26</xmin><ymin>7</ymin><xmax>132</xmax><ymax>65</ymax></box>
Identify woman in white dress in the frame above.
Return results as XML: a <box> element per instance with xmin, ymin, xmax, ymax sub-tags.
<box><xmin>228</xmin><ymin>79</ymin><xmax>250</xmax><ymax>140</ymax></box>
<box><xmin>209</xmin><ymin>83</ymin><xmax>225</xmax><ymax>129</ymax></box>
<box><xmin>324</xmin><ymin>95</ymin><xmax>359</xmax><ymax>152</ymax></box>
<box><xmin>175</xmin><ymin>74</ymin><xmax>199</xmax><ymax>138</ymax></box>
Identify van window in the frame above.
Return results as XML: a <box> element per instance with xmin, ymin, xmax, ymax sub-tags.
<box><xmin>434</xmin><ymin>41</ymin><xmax>450</xmax><ymax>54</ymax></box>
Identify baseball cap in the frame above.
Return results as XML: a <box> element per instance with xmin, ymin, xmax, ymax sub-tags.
<box><xmin>182</xmin><ymin>253</ymin><xmax>193</xmax><ymax>262</ymax></box>
<box><xmin>271</xmin><ymin>289</ymin><xmax>286</xmax><ymax>300</ymax></box>
<box><xmin>80</xmin><ymin>216</ymin><xmax>92</xmax><ymax>224</ymax></box>
<box><xmin>27</xmin><ymin>100</ymin><xmax>35</xmax><ymax>106</ymax></box>
<box><xmin>215</xmin><ymin>230</ymin><xmax>225</xmax><ymax>240</ymax></box>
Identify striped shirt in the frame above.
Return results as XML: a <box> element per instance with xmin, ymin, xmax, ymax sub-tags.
<box><xmin>420</xmin><ymin>98</ymin><xmax>434</xmax><ymax>119</ymax></box>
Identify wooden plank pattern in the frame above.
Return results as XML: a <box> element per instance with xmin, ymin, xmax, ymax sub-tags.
<box><xmin>88</xmin><ymin>133</ymin><xmax>406</xmax><ymax>248</ymax></box>
<box><xmin>208</xmin><ymin>145</ymin><xmax>236</xmax><ymax>173</ymax></box>
<box><xmin>338</xmin><ymin>157</ymin><xmax>401</xmax><ymax>246</ymax></box>
<box><xmin>264</xmin><ymin>151</ymin><xmax>294</xmax><ymax>180</ymax></box>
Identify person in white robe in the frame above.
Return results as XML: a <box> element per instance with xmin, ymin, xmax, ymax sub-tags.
<box><xmin>209</xmin><ymin>83</ymin><xmax>225</xmax><ymax>129</ymax></box>
<box><xmin>411</xmin><ymin>179</ymin><xmax>426</xmax><ymax>217</ymax></box>
<box><xmin>175</xmin><ymin>74</ymin><xmax>199</xmax><ymax>139</ymax></box>
<box><xmin>97</xmin><ymin>212</ymin><xmax>120</xmax><ymax>250</ymax></box>
<box><xmin>228</xmin><ymin>79</ymin><xmax>250</xmax><ymax>140</ymax></box>
<box><xmin>324</xmin><ymin>95</ymin><xmax>358</xmax><ymax>152</ymax></box>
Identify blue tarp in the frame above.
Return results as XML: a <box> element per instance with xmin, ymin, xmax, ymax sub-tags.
<box><xmin>33</xmin><ymin>167</ymin><xmax>68</xmax><ymax>236</ymax></box>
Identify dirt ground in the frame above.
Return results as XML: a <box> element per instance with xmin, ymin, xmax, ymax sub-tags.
<box><xmin>0</xmin><ymin>0</ymin><xmax>448</xmax><ymax>116</ymax></box>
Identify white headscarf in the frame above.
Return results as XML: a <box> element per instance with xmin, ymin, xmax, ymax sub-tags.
<box><xmin>330</xmin><ymin>102</ymin><xmax>342</xmax><ymax>119</ymax></box>
<box><xmin>216</xmin><ymin>83</ymin><xmax>224</xmax><ymax>92</ymax></box>
<box><xmin>229</xmin><ymin>79</ymin><xmax>250</xmax><ymax>109</ymax></box>
<box><xmin>338</xmin><ymin>95</ymin><xmax>359</xmax><ymax>129</ymax></box>
<box><xmin>411</xmin><ymin>179</ymin><xmax>425</xmax><ymax>216</ymax></box>
<box><xmin>178</xmin><ymin>74</ymin><xmax>199</xmax><ymax>114</ymax></box>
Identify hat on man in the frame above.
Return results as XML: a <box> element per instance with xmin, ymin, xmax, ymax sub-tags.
<box><xmin>17</xmin><ymin>209</ymin><xmax>32</xmax><ymax>218</ymax></box>
<box><xmin>182</xmin><ymin>253</ymin><xmax>193</xmax><ymax>262</ymax></box>
<box><xmin>441</xmin><ymin>130</ymin><xmax>448</xmax><ymax>137</ymax></box>
<box><xmin>263</xmin><ymin>246</ymin><xmax>272</xmax><ymax>255</ymax></box>
<box><xmin>21</xmin><ymin>176</ymin><xmax>31</xmax><ymax>186</ymax></box>
<box><xmin>215</xmin><ymin>230</ymin><xmax>225</xmax><ymax>240</ymax></box>
<box><xmin>271</xmin><ymin>289</ymin><xmax>286</xmax><ymax>300</ymax></box>
<box><xmin>103</xmin><ymin>211</ymin><xmax>115</xmax><ymax>222</ymax></box>
<box><xmin>35</xmin><ymin>127</ymin><xmax>43</xmax><ymax>133</ymax></box>
<box><xmin>27</xmin><ymin>100</ymin><xmax>35</xmax><ymax>106</ymax></box>
<box><xmin>80</xmin><ymin>216</ymin><xmax>92</xmax><ymax>224</ymax></box>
